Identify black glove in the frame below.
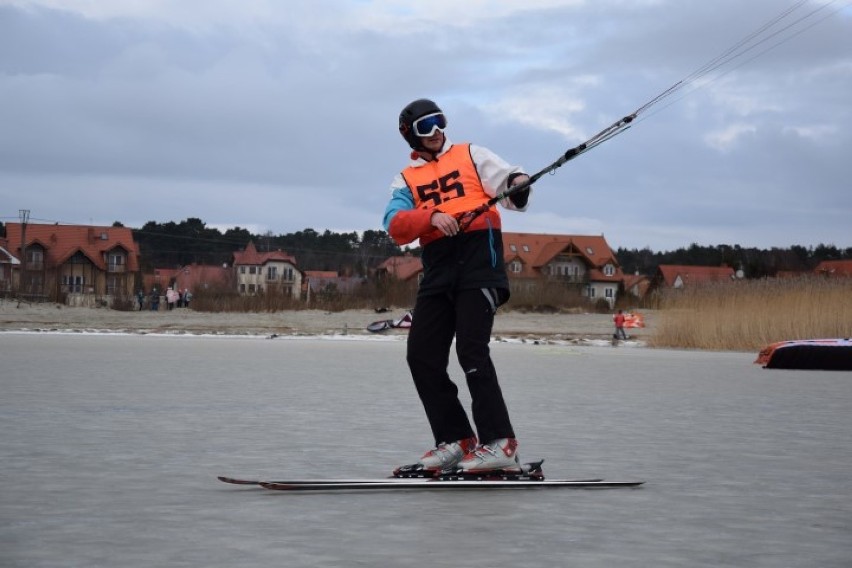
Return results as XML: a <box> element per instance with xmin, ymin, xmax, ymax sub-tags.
<box><xmin>507</xmin><ymin>173</ymin><xmax>530</xmax><ymax>208</ymax></box>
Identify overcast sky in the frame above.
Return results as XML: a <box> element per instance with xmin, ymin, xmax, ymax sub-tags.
<box><xmin>1</xmin><ymin>0</ymin><xmax>850</xmax><ymax>252</ymax></box>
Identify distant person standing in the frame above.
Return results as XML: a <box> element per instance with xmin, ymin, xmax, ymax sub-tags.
<box><xmin>150</xmin><ymin>289</ymin><xmax>160</xmax><ymax>311</ymax></box>
<box><xmin>136</xmin><ymin>290</ymin><xmax>145</xmax><ymax>311</ymax></box>
<box><xmin>613</xmin><ymin>309</ymin><xmax>628</xmax><ymax>340</ymax></box>
<box><xmin>166</xmin><ymin>287</ymin><xmax>178</xmax><ymax>310</ymax></box>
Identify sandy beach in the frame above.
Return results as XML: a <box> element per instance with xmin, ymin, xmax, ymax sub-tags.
<box><xmin>0</xmin><ymin>300</ymin><xmax>653</xmax><ymax>342</ymax></box>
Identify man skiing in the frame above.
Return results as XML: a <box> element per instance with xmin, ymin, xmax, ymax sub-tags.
<box><xmin>383</xmin><ymin>98</ymin><xmax>533</xmax><ymax>474</ymax></box>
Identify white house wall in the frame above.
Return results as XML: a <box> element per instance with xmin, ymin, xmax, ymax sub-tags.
<box><xmin>588</xmin><ymin>282</ymin><xmax>618</xmax><ymax>308</ymax></box>
<box><xmin>236</xmin><ymin>261</ymin><xmax>302</xmax><ymax>298</ymax></box>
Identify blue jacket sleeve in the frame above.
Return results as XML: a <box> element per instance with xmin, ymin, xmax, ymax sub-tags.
<box><xmin>383</xmin><ymin>186</ymin><xmax>415</xmax><ymax>232</ymax></box>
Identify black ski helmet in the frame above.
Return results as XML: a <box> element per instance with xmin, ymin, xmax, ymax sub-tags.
<box><xmin>399</xmin><ymin>98</ymin><xmax>445</xmax><ymax>151</ymax></box>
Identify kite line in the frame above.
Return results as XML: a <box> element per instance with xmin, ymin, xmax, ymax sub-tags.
<box><xmin>458</xmin><ymin>0</ymin><xmax>850</xmax><ymax>230</ymax></box>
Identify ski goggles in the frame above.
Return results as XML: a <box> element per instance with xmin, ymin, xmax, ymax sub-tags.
<box><xmin>412</xmin><ymin>112</ymin><xmax>447</xmax><ymax>137</ymax></box>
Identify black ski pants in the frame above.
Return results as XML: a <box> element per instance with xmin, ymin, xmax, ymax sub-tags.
<box><xmin>406</xmin><ymin>288</ymin><xmax>515</xmax><ymax>446</ymax></box>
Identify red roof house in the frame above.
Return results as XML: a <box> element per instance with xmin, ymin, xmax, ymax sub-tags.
<box><xmin>654</xmin><ymin>264</ymin><xmax>736</xmax><ymax>289</ymax></box>
<box><xmin>375</xmin><ymin>253</ymin><xmax>423</xmax><ymax>282</ymax></box>
<box><xmin>814</xmin><ymin>260</ymin><xmax>852</xmax><ymax>277</ymax></box>
<box><xmin>623</xmin><ymin>272</ymin><xmax>651</xmax><ymax>300</ymax></box>
<box><xmin>3</xmin><ymin>222</ymin><xmax>140</xmax><ymax>304</ymax></box>
<box><xmin>143</xmin><ymin>263</ymin><xmax>233</xmax><ymax>296</ymax></box>
<box><xmin>303</xmin><ymin>270</ymin><xmax>367</xmax><ymax>303</ymax></box>
<box><xmin>0</xmin><ymin>238</ymin><xmax>20</xmax><ymax>294</ymax></box>
<box><xmin>502</xmin><ymin>232</ymin><xmax>624</xmax><ymax>306</ymax></box>
<box><xmin>232</xmin><ymin>241</ymin><xmax>303</xmax><ymax>298</ymax></box>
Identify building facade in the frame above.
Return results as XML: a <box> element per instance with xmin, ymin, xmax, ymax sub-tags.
<box><xmin>377</xmin><ymin>232</ymin><xmax>626</xmax><ymax>308</ymax></box>
<box><xmin>232</xmin><ymin>241</ymin><xmax>303</xmax><ymax>298</ymax></box>
<box><xmin>502</xmin><ymin>232</ymin><xmax>624</xmax><ymax>307</ymax></box>
<box><xmin>2</xmin><ymin>223</ymin><xmax>141</xmax><ymax>305</ymax></box>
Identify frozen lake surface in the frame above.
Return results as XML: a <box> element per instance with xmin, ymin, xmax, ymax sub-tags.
<box><xmin>1</xmin><ymin>333</ymin><xmax>851</xmax><ymax>567</ymax></box>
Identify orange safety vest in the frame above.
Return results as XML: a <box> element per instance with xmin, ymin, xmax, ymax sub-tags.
<box><xmin>401</xmin><ymin>144</ymin><xmax>502</xmax><ymax>233</ymax></box>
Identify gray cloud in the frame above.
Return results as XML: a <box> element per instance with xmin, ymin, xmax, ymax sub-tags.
<box><xmin>1</xmin><ymin>1</ymin><xmax>849</xmax><ymax>251</ymax></box>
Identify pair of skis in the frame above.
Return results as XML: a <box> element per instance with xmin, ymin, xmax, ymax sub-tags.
<box><xmin>218</xmin><ymin>460</ymin><xmax>643</xmax><ymax>492</ymax></box>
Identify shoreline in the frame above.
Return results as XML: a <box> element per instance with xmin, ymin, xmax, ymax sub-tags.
<box><xmin>0</xmin><ymin>301</ymin><xmax>653</xmax><ymax>345</ymax></box>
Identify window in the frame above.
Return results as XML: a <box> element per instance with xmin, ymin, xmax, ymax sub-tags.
<box><xmin>108</xmin><ymin>253</ymin><xmax>125</xmax><ymax>272</ymax></box>
<box><xmin>509</xmin><ymin>261</ymin><xmax>522</xmax><ymax>273</ymax></box>
<box><xmin>249</xmin><ymin>266</ymin><xmax>257</xmax><ymax>275</ymax></box>
<box><xmin>240</xmin><ymin>266</ymin><xmax>246</xmax><ymax>274</ymax></box>
<box><xmin>603</xmin><ymin>264</ymin><xmax>615</xmax><ymax>276</ymax></box>
<box><xmin>267</xmin><ymin>266</ymin><xmax>278</xmax><ymax>281</ymax></box>
<box><xmin>62</xmin><ymin>275</ymin><xmax>85</xmax><ymax>293</ymax></box>
<box><xmin>26</xmin><ymin>249</ymin><xmax>44</xmax><ymax>270</ymax></box>
<box><xmin>522</xmin><ymin>245</ymin><xmax>530</xmax><ymax>252</ymax></box>
<box><xmin>510</xmin><ymin>245</ymin><xmax>517</xmax><ymax>252</ymax></box>
<box><xmin>605</xmin><ymin>288</ymin><xmax>614</xmax><ymax>298</ymax></box>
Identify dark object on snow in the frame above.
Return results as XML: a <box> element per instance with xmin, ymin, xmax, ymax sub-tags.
<box><xmin>755</xmin><ymin>338</ymin><xmax>852</xmax><ymax>370</ymax></box>
<box><xmin>367</xmin><ymin>310</ymin><xmax>413</xmax><ymax>333</ymax></box>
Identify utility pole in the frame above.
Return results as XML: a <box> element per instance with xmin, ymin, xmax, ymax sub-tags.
<box><xmin>18</xmin><ymin>209</ymin><xmax>30</xmax><ymax>303</ymax></box>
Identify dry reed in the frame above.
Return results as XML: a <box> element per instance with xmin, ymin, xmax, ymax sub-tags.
<box><xmin>649</xmin><ymin>276</ymin><xmax>852</xmax><ymax>351</ymax></box>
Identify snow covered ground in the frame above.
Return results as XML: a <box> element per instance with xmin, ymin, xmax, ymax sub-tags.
<box><xmin>1</xmin><ymin>333</ymin><xmax>850</xmax><ymax>567</ymax></box>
